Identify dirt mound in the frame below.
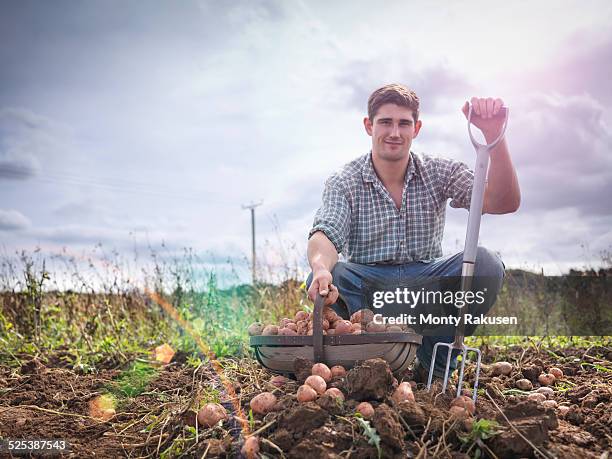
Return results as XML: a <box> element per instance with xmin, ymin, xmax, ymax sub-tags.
<box><xmin>345</xmin><ymin>358</ymin><xmax>394</xmax><ymax>401</ymax></box>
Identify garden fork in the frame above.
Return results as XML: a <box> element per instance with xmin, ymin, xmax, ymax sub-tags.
<box><xmin>427</xmin><ymin>104</ymin><xmax>509</xmax><ymax>403</ymax></box>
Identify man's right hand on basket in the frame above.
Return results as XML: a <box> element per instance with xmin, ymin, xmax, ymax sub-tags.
<box><xmin>307</xmin><ymin>269</ymin><xmax>339</xmax><ymax>306</ymax></box>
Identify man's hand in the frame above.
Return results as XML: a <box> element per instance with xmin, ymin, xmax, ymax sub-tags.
<box><xmin>462</xmin><ymin>97</ymin><xmax>506</xmax><ymax>141</ymax></box>
<box><xmin>307</xmin><ymin>269</ymin><xmax>339</xmax><ymax>306</ymax></box>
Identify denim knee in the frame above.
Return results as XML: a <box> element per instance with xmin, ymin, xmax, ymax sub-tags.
<box><xmin>475</xmin><ymin>246</ymin><xmax>505</xmax><ymax>279</ymax></box>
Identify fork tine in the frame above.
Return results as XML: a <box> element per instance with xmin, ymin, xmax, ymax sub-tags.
<box><xmin>455</xmin><ymin>346</ymin><xmax>469</xmax><ymax>398</ymax></box>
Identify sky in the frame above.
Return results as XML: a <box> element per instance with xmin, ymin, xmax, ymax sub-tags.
<box><xmin>1</xmin><ymin>0</ymin><xmax>611</xmax><ymax>287</ymax></box>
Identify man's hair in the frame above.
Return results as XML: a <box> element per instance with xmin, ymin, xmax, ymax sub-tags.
<box><xmin>367</xmin><ymin>84</ymin><xmax>420</xmax><ymax>122</ymax></box>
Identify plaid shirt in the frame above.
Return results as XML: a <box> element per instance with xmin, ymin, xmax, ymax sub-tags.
<box><xmin>309</xmin><ymin>151</ymin><xmax>474</xmax><ymax>264</ymax></box>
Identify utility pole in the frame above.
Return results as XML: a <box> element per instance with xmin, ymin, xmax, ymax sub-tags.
<box><xmin>242</xmin><ymin>201</ymin><xmax>263</xmax><ymax>284</ymax></box>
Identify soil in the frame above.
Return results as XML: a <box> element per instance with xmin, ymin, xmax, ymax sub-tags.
<box><xmin>0</xmin><ymin>345</ymin><xmax>611</xmax><ymax>458</ymax></box>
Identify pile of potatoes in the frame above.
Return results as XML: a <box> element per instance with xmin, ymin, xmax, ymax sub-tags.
<box><xmin>248</xmin><ymin>307</ymin><xmax>410</xmax><ymax>337</ymax></box>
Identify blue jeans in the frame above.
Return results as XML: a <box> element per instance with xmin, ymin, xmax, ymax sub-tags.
<box><xmin>306</xmin><ymin>247</ymin><xmax>505</xmax><ymax>377</ymax></box>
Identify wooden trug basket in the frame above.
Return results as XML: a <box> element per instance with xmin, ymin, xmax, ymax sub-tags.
<box><xmin>250</xmin><ymin>294</ymin><xmax>422</xmax><ymax>375</ymax></box>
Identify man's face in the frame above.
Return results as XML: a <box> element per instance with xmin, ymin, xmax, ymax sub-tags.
<box><xmin>364</xmin><ymin>103</ymin><xmax>422</xmax><ymax>162</ymax></box>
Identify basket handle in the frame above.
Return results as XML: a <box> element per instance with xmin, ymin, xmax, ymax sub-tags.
<box><xmin>313</xmin><ymin>293</ymin><xmax>325</xmax><ymax>362</ymax></box>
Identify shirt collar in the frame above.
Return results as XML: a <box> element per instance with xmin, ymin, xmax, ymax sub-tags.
<box><xmin>362</xmin><ymin>150</ymin><xmax>418</xmax><ymax>184</ymax></box>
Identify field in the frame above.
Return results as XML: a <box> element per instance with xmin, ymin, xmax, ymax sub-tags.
<box><xmin>1</xmin><ymin>251</ymin><xmax>611</xmax><ymax>458</ymax></box>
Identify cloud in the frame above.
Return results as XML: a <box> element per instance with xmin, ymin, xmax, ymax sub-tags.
<box><xmin>509</xmin><ymin>92</ymin><xmax>612</xmax><ymax>216</ymax></box>
<box><xmin>0</xmin><ymin>209</ymin><xmax>30</xmax><ymax>231</ymax></box>
<box><xmin>337</xmin><ymin>58</ymin><xmax>474</xmax><ymax>116</ymax></box>
<box><xmin>0</xmin><ymin>154</ymin><xmax>40</xmax><ymax>180</ymax></box>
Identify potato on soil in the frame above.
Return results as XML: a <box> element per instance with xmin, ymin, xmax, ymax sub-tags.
<box><xmin>356</xmin><ymin>401</ymin><xmax>375</xmax><ymax>419</ymax></box>
<box><xmin>262</xmin><ymin>325</ymin><xmax>279</xmax><ymax>336</ymax></box>
<box><xmin>241</xmin><ymin>436</ymin><xmax>260</xmax><ymax>459</ymax></box>
<box><xmin>542</xmin><ymin>400</ymin><xmax>558</xmax><ymax>409</ymax></box>
<box><xmin>305</xmin><ymin>375</ymin><xmax>327</xmax><ymax>394</ymax></box>
<box><xmin>527</xmin><ymin>392</ymin><xmax>547</xmax><ymax>403</ymax></box>
<box><xmin>247</xmin><ymin>322</ymin><xmax>264</xmax><ymax>336</ymax></box>
<box><xmin>538</xmin><ymin>373</ymin><xmax>555</xmax><ymax>386</ymax></box>
<box><xmin>491</xmin><ymin>361</ymin><xmax>513</xmax><ymax>376</ymax></box>
<box><xmin>451</xmin><ymin>395</ymin><xmax>476</xmax><ymax>415</ymax></box>
<box><xmin>311</xmin><ymin>363</ymin><xmax>332</xmax><ymax>382</ymax></box>
<box><xmin>297</xmin><ymin>384</ymin><xmax>318</xmax><ymax>402</ymax></box>
<box><xmin>536</xmin><ymin>386</ymin><xmax>554</xmax><ymax>397</ymax></box>
<box><xmin>516</xmin><ymin>378</ymin><xmax>533</xmax><ymax>391</ymax></box>
<box><xmin>197</xmin><ymin>403</ymin><xmax>228</xmax><ymax>427</ymax></box>
<box><xmin>330</xmin><ymin>365</ymin><xmax>346</xmax><ymax>378</ymax></box>
<box><xmin>249</xmin><ymin>392</ymin><xmax>277</xmax><ymax>415</ymax></box>
<box><xmin>391</xmin><ymin>382</ymin><xmax>415</xmax><ymax>403</ymax></box>
<box><xmin>549</xmin><ymin>367</ymin><xmax>564</xmax><ymax>379</ymax></box>
<box><xmin>325</xmin><ymin>387</ymin><xmax>344</xmax><ymax>401</ymax></box>
<box><xmin>449</xmin><ymin>405</ymin><xmax>470</xmax><ymax>418</ymax></box>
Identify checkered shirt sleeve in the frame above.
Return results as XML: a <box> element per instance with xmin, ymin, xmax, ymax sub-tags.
<box><xmin>438</xmin><ymin>157</ymin><xmax>474</xmax><ymax>209</ymax></box>
<box><xmin>308</xmin><ymin>177</ymin><xmax>351</xmax><ymax>254</ymax></box>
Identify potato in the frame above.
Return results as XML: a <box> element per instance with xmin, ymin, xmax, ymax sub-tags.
<box><xmin>322</xmin><ymin>319</ymin><xmax>330</xmax><ymax>330</ymax></box>
<box><xmin>527</xmin><ymin>392</ymin><xmax>546</xmax><ymax>403</ymax></box>
<box><xmin>330</xmin><ymin>365</ymin><xmax>346</xmax><ymax>378</ymax></box>
<box><xmin>451</xmin><ymin>395</ymin><xmax>476</xmax><ymax>415</ymax></box>
<box><xmin>491</xmin><ymin>361</ymin><xmax>513</xmax><ymax>376</ymax></box>
<box><xmin>538</xmin><ymin>373</ymin><xmax>555</xmax><ymax>386</ymax></box>
<box><xmin>297</xmin><ymin>384</ymin><xmax>318</xmax><ymax>402</ymax></box>
<box><xmin>350</xmin><ymin>309</ymin><xmax>374</xmax><ymax>324</ymax></box>
<box><xmin>305</xmin><ymin>375</ymin><xmax>327</xmax><ymax>394</ymax></box>
<box><xmin>350</xmin><ymin>323</ymin><xmax>362</xmax><ymax>333</ymax></box>
<box><xmin>197</xmin><ymin>403</ymin><xmax>228</xmax><ymax>427</ymax></box>
<box><xmin>516</xmin><ymin>378</ymin><xmax>533</xmax><ymax>391</ymax></box>
<box><xmin>278</xmin><ymin>327</ymin><xmax>298</xmax><ymax>336</ymax></box>
<box><xmin>325</xmin><ymin>387</ymin><xmax>344</xmax><ymax>401</ymax></box>
<box><xmin>280</xmin><ymin>318</ymin><xmax>293</xmax><ymax>328</ymax></box>
<box><xmin>542</xmin><ymin>400</ymin><xmax>558</xmax><ymax>409</ymax></box>
<box><xmin>557</xmin><ymin>405</ymin><xmax>570</xmax><ymax>417</ymax></box>
<box><xmin>286</xmin><ymin>322</ymin><xmax>298</xmax><ymax>332</ymax></box>
<box><xmin>269</xmin><ymin>375</ymin><xmax>288</xmax><ymax>388</ymax></box>
<box><xmin>391</xmin><ymin>382</ymin><xmax>415</xmax><ymax>403</ymax></box>
<box><xmin>295</xmin><ymin>311</ymin><xmax>309</xmax><ymax>322</ymax></box>
<box><xmin>311</xmin><ymin>363</ymin><xmax>332</xmax><ymax>383</ymax></box>
<box><xmin>322</xmin><ymin>307</ymin><xmax>339</xmax><ymax>322</ymax></box>
<box><xmin>249</xmin><ymin>392</ymin><xmax>277</xmax><ymax>415</ymax></box>
<box><xmin>535</xmin><ymin>386</ymin><xmax>554</xmax><ymax>397</ymax></box>
<box><xmin>241</xmin><ymin>436</ymin><xmax>260</xmax><ymax>459</ymax></box>
<box><xmin>366</xmin><ymin>322</ymin><xmax>386</xmax><ymax>333</ymax></box>
<box><xmin>333</xmin><ymin>320</ymin><xmax>353</xmax><ymax>335</ymax></box>
<box><xmin>262</xmin><ymin>325</ymin><xmax>279</xmax><ymax>336</ymax></box>
<box><xmin>247</xmin><ymin>323</ymin><xmax>264</xmax><ymax>336</ymax></box>
<box><xmin>549</xmin><ymin>367</ymin><xmax>563</xmax><ymax>379</ymax></box>
<box><xmin>327</xmin><ymin>329</ymin><xmax>336</xmax><ymax>336</ymax></box>
<box><xmin>449</xmin><ymin>405</ymin><xmax>469</xmax><ymax>418</ymax></box>
<box><xmin>356</xmin><ymin>401</ymin><xmax>374</xmax><ymax>419</ymax></box>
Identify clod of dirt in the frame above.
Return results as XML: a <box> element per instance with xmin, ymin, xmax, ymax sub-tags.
<box><xmin>566</xmin><ymin>405</ymin><xmax>584</xmax><ymax>425</ymax></box>
<box><xmin>316</xmin><ymin>392</ymin><xmax>344</xmax><ymax>415</ymax></box>
<box><xmin>345</xmin><ymin>358</ymin><xmax>394</xmax><ymax>401</ymax></box>
<box><xmin>397</xmin><ymin>400</ymin><xmax>427</xmax><ymax>427</ymax></box>
<box><xmin>20</xmin><ymin>358</ymin><xmax>46</xmax><ymax>375</ymax></box>
<box><xmin>294</xmin><ymin>357</ymin><xmax>315</xmax><ymax>383</ymax></box>
<box><xmin>521</xmin><ymin>364</ymin><xmax>543</xmax><ymax>383</ymax></box>
<box><xmin>277</xmin><ymin>402</ymin><xmax>329</xmax><ymax>435</ymax></box>
<box><xmin>489</xmin><ymin>400</ymin><xmax>558</xmax><ymax>458</ymax></box>
<box><xmin>371</xmin><ymin>403</ymin><xmax>405</xmax><ymax>451</ymax></box>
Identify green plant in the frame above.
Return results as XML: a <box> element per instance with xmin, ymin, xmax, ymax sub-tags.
<box><xmin>355</xmin><ymin>416</ymin><xmax>381</xmax><ymax>459</ymax></box>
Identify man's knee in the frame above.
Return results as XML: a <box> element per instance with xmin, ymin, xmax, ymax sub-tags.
<box><xmin>475</xmin><ymin>246</ymin><xmax>505</xmax><ymax>279</ymax></box>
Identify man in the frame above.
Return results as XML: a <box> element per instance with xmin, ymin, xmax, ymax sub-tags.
<box><xmin>306</xmin><ymin>83</ymin><xmax>520</xmax><ymax>381</ymax></box>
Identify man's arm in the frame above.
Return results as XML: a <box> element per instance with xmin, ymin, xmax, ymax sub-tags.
<box><xmin>307</xmin><ymin>231</ymin><xmax>340</xmax><ymax>305</ymax></box>
<box><xmin>462</xmin><ymin>98</ymin><xmax>521</xmax><ymax>214</ymax></box>
<box><xmin>482</xmin><ymin>136</ymin><xmax>521</xmax><ymax>214</ymax></box>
